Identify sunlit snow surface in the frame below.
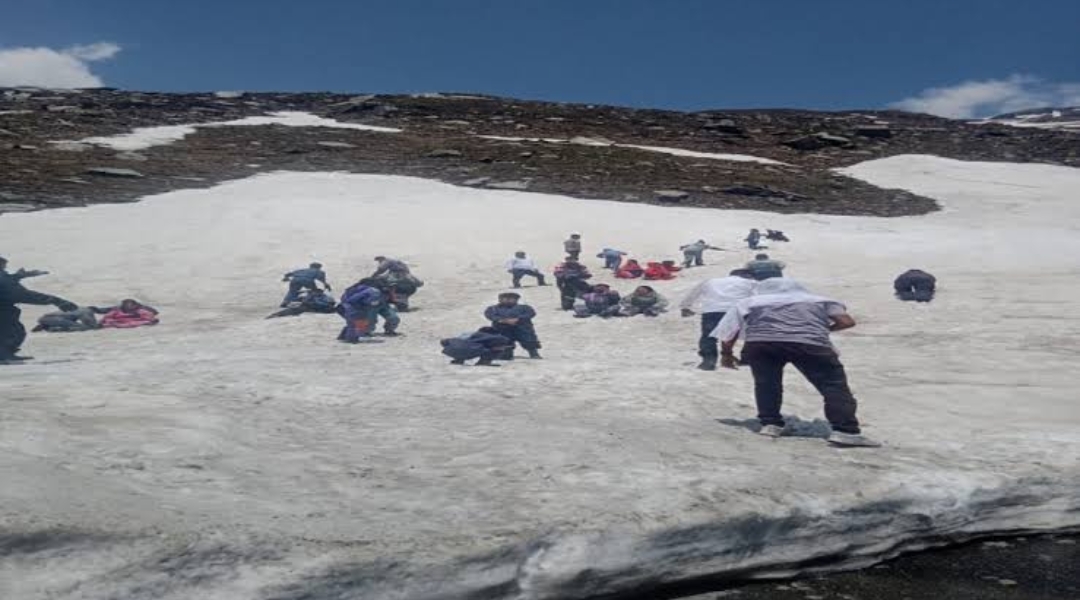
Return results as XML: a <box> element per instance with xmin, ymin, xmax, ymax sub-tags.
<box><xmin>0</xmin><ymin>155</ymin><xmax>1078</xmax><ymax>599</ymax></box>
<box><xmin>70</xmin><ymin>110</ymin><xmax>402</xmax><ymax>151</ymax></box>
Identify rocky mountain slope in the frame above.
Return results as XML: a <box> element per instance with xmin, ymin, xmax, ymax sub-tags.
<box><xmin>2</xmin><ymin>88</ymin><xmax>1077</xmax><ymax>216</ymax></box>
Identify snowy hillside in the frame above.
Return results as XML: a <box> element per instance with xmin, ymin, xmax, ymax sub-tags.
<box><xmin>1</xmin><ymin>155</ymin><xmax>1079</xmax><ymax>599</ymax></box>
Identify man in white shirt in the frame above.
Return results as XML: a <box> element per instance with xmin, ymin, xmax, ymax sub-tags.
<box><xmin>679</xmin><ymin>269</ymin><xmax>756</xmax><ymax>371</ymax></box>
<box><xmin>504</xmin><ymin>251</ymin><xmax>548</xmax><ymax>288</ymax></box>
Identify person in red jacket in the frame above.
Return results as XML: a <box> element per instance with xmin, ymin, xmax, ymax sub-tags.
<box><xmin>643</xmin><ymin>262</ymin><xmax>676</xmax><ymax>280</ymax></box>
<box><xmin>616</xmin><ymin>259</ymin><xmax>644</xmax><ymax>279</ymax></box>
<box><xmin>99</xmin><ymin>299</ymin><xmax>160</xmax><ymax>329</ymax></box>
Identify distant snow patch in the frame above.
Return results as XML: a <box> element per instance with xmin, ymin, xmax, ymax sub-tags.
<box><xmin>479</xmin><ymin>135</ymin><xmax>784</xmax><ymax>164</ymax></box>
<box><xmin>68</xmin><ymin>111</ymin><xmax>401</xmax><ymax>152</ymax></box>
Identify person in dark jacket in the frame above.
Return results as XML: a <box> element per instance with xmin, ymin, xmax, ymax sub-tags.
<box><xmin>441</xmin><ymin>326</ymin><xmax>513</xmax><ymax>366</ymax></box>
<box><xmin>282</xmin><ymin>262</ymin><xmax>331</xmax><ymax>307</ymax></box>
<box><xmin>553</xmin><ymin>257</ymin><xmax>593</xmax><ymax>310</ymax></box>
<box><xmin>596</xmin><ymin>248</ymin><xmax>627</xmax><ymax>270</ymax></box>
<box><xmin>33</xmin><ymin>306</ymin><xmax>105</xmax><ymax>332</ymax></box>
<box><xmin>483</xmin><ymin>292</ymin><xmax>542</xmax><ymax>359</ymax></box>
<box><xmin>745</xmin><ymin>253</ymin><xmax>786</xmax><ymax>281</ymax></box>
<box><xmin>894</xmin><ymin>269</ymin><xmax>936</xmax><ymax>302</ymax></box>
<box><xmin>0</xmin><ymin>257</ymin><xmax>78</xmax><ymax>362</ymax></box>
<box><xmin>745</xmin><ymin>229</ymin><xmax>763</xmax><ymax>250</ymax></box>
<box><xmin>573</xmin><ymin>283</ymin><xmax>622</xmax><ymax>318</ymax></box>
<box><xmin>372</xmin><ymin>256</ymin><xmax>411</xmax><ymax>277</ymax></box>
<box><xmin>267</xmin><ymin>288</ymin><xmax>337</xmax><ymax>319</ymax></box>
<box><xmin>336</xmin><ymin>279</ymin><xmax>398</xmax><ymax>343</ymax></box>
<box><xmin>766</xmin><ymin>229</ymin><xmax>790</xmax><ymax>242</ymax></box>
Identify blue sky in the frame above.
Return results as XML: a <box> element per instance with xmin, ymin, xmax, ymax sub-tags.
<box><xmin>2</xmin><ymin>0</ymin><xmax>1079</xmax><ymax>118</ymax></box>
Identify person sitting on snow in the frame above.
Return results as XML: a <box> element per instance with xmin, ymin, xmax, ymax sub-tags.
<box><xmin>596</xmin><ymin>247</ymin><xmax>628</xmax><ymax>270</ymax></box>
<box><xmin>894</xmin><ymin>269</ymin><xmax>936</xmax><ymax>302</ymax></box>
<box><xmin>620</xmin><ymin>285</ymin><xmax>668</xmax><ymax>317</ymax></box>
<box><xmin>553</xmin><ymin>256</ymin><xmax>593</xmax><ymax>310</ymax></box>
<box><xmin>745</xmin><ymin>253</ymin><xmax>786</xmax><ymax>281</ymax></box>
<box><xmin>644</xmin><ymin>261</ymin><xmax>677</xmax><ymax>281</ymax></box>
<box><xmin>505</xmin><ymin>251</ymin><xmax>548</xmax><ymax>288</ymax></box>
<box><xmin>484</xmin><ymin>292</ymin><xmax>542</xmax><ymax>359</ymax></box>
<box><xmin>282</xmin><ymin>262</ymin><xmax>331</xmax><ymax>308</ymax></box>
<box><xmin>573</xmin><ymin>283</ymin><xmax>622</xmax><ymax>318</ymax></box>
<box><xmin>616</xmin><ymin>259</ymin><xmax>645</xmax><ymax>279</ymax></box>
<box><xmin>440</xmin><ymin>326</ymin><xmax>513</xmax><ymax>367</ymax></box>
<box><xmin>267</xmin><ymin>288</ymin><xmax>337</xmax><ymax>319</ymax></box>
<box><xmin>680</xmin><ymin>240</ymin><xmax>724</xmax><ymax>268</ymax></box>
<box><xmin>99</xmin><ymin>299</ymin><xmax>160</xmax><ymax>329</ymax></box>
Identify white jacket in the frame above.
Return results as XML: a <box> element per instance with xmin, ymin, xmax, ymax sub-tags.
<box><xmin>505</xmin><ymin>257</ymin><xmax>539</xmax><ymax>271</ymax></box>
<box><xmin>679</xmin><ymin>276</ymin><xmax>757</xmax><ymax>314</ymax></box>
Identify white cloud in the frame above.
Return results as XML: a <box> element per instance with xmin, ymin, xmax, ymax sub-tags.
<box><xmin>891</xmin><ymin>75</ymin><xmax>1080</xmax><ymax>119</ymax></box>
<box><xmin>0</xmin><ymin>42</ymin><xmax>121</xmax><ymax>88</ymax></box>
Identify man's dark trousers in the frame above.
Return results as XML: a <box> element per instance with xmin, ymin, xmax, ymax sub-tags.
<box><xmin>699</xmin><ymin>312</ymin><xmax>725</xmax><ymax>359</ymax></box>
<box><xmin>741</xmin><ymin>341</ymin><xmax>861</xmax><ymax>434</ymax></box>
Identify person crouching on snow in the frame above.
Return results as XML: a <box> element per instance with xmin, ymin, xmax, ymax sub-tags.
<box><xmin>336</xmin><ymin>280</ymin><xmax>399</xmax><ymax>342</ymax></box>
<box><xmin>505</xmin><ymin>251</ymin><xmax>548</xmax><ymax>288</ymax></box>
<box><xmin>573</xmin><ymin>283</ymin><xmax>622</xmax><ymax>318</ymax></box>
<box><xmin>712</xmin><ymin>278</ymin><xmax>878</xmax><ymax>447</ymax></box>
<box><xmin>620</xmin><ymin>285</ymin><xmax>668</xmax><ymax>317</ymax></box>
<box><xmin>441</xmin><ymin>327</ymin><xmax>513</xmax><ymax>367</ymax></box>
<box><xmin>483</xmin><ymin>292</ymin><xmax>542</xmax><ymax>360</ymax></box>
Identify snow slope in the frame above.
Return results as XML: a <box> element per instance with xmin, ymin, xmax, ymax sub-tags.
<box><xmin>1</xmin><ymin>156</ymin><xmax>1079</xmax><ymax>600</ymax></box>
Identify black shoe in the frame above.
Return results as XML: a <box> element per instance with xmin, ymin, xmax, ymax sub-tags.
<box><xmin>697</xmin><ymin>358</ymin><xmax>717</xmax><ymax>371</ymax></box>
<box><xmin>527</xmin><ymin>351</ymin><xmax>543</xmax><ymax>359</ymax></box>
<box><xmin>450</xmin><ymin>359</ymin><xmax>466</xmax><ymax>365</ymax></box>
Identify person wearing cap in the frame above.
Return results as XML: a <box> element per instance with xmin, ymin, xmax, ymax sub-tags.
<box><xmin>744</xmin><ymin>253</ymin><xmax>786</xmax><ymax>281</ymax></box>
<box><xmin>1</xmin><ymin>256</ymin><xmax>78</xmax><ymax>363</ymax></box>
<box><xmin>505</xmin><ymin>251</ymin><xmax>548</xmax><ymax>288</ymax></box>
<box><xmin>680</xmin><ymin>269</ymin><xmax>757</xmax><ymax>370</ymax></box>
<box><xmin>712</xmin><ymin>278</ymin><xmax>878</xmax><ymax>447</ymax></box>
<box><xmin>563</xmin><ymin>233</ymin><xmax>583</xmax><ymax>260</ymax></box>
<box><xmin>483</xmin><ymin>292</ymin><xmax>542</xmax><ymax>359</ymax></box>
<box><xmin>281</xmin><ymin>262</ymin><xmax>331</xmax><ymax>307</ymax></box>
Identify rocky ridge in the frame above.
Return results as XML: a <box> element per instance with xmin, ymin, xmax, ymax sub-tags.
<box><xmin>2</xmin><ymin>88</ymin><xmax>1077</xmax><ymax>217</ymax></box>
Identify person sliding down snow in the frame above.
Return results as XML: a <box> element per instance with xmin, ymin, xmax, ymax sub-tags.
<box><xmin>573</xmin><ymin>284</ymin><xmax>622</xmax><ymax>318</ymax></box>
<box><xmin>616</xmin><ymin>259</ymin><xmax>644</xmax><ymax>279</ymax></box>
<box><xmin>894</xmin><ymin>269</ymin><xmax>936</xmax><ymax>303</ymax></box>
<box><xmin>596</xmin><ymin>248</ymin><xmax>628</xmax><ymax>270</ymax></box>
<box><xmin>99</xmin><ymin>299</ymin><xmax>159</xmax><ymax>329</ymax></box>
<box><xmin>766</xmin><ymin>229</ymin><xmax>790</xmax><ymax>242</ymax></box>
<box><xmin>282</xmin><ymin>262</ymin><xmax>331</xmax><ymax>307</ymax></box>
<box><xmin>553</xmin><ymin>257</ymin><xmax>592</xmax><ymax>311</ymax></box>
<box><xmin>505</xmin><ymin>251</ymin><xmax>548</xmax><ymax>288</ymax></box>
<box><xmin>440</xmin><ymin>327</ymin><xmax>513</xmax><ymax>367</ymax></box>
<box><xmin>484</xmin><ymin>292</ymin><xmax>542</xmax><ymax>360</ymax></box>
<box><xmin>680</xmin><ymin>240</ymin><xmax>723</xmax><ymax>268</ymax></box>
<box><xmin>266</xmin><ymin>288</ymin><xmax>337</xmax><ymax>319</ymax></box>
<box><xmin>0</xmin><ymin>256</ymin><xmax>78</xmax><ymax>363</ymax></box>
<box><xmin>620</xmin><ymin>285</ymin><xmax>668</xmax><ymax>317</ymax></box>
<box><xmin>744</xmin><ymin>253</ymin><xmax>786</xmax><ymax>281</ymax></box>
<box><xmin>712</xmin><ymin>278</ymin><xmax>878</xmax><ymax>447</ymax></box>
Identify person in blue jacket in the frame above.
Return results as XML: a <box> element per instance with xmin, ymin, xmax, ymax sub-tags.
<box><xmin>281</xmin><ymin>262</ymin><xmax>331</xmax><ymax>307</ymax></box>
<box><xmin>336</xmin><ymin>279</ymin><xmax>399</xmax><ymax>342</ymax></box>
<box><xmin>483</xmin><ymin>292</ymin><xmax>542</xmax><ymax>359</ymax></box>
<box><xmin>596</xmin><ymin>248</ymin><xmax>628</xmax><ymax>270</ymax></box>
<box><xmin>440</xmin><ymin>327</ymin><xmax>513</xmax><ymax>366</ymax></box>
<box><xmin>267</xmin><ymin>288</ymin><xmax>336</xmax><ymax>319</ymax></box>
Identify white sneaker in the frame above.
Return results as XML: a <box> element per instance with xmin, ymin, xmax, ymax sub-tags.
<box><xmin>759</xmin><ymin>424</ymin><xmax>785</xmax><ymax>438</ymax></box>
<box><xmin>827</xmin><ymin>431</ymin><xmax>881</xmax><ymax>447</ymax></box>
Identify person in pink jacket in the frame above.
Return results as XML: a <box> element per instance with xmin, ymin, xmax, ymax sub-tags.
<box><xmin>99</xmin><ymin>299</ymin><xmax>160</xmax><ymax>329</ymax></box>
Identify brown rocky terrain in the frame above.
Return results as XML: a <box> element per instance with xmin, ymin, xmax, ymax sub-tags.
<box><xmin>2</xmin><ymin>88</ymin><xmax>1077</xmax><ymax>216</ymax></box>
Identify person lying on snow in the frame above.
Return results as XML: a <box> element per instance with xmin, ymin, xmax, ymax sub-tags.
<box><xmin>615</xmin><ymin>259</ymin><xmax>645</xmax><ymax>279</ymax></box>
<box><xmin>281</xmin><ymin>262</ymin><xmax>331</xmax><ymax>308</ymax></box>
<box><xmin>620</xmin><ymin>285</ymin><xmax>668</xmax><ymax>317</ymax></box>
<box><xmin>643</xmin><ymin>261</ymin><xmax>677</xmax><ymax>280</ymax></box>
<box><xmin>266</xmin><ymin>288</ymin><xmax>336</xmax><ymax>319</ymax></box>
<box><xmin>99</xmin><ymin>299</ymin><xmax>159</xmax><ymax>329</ymax></box>
<box><xmin>766</xmin><ymin>229</ymin><xmax>790</xmax><ymax>242</ymax></box>
<box><xmin>573</xmin><ymin>283</ymin><xmax>622</xmax><ymax>318</ymax></box>
<box><xmin>894</xmin><ymin>269</ymin><xmax>936</xmax><ymax>303</ymax></box>
<box><xmin>441</xmin><ymin>326</ymin><xmax>513</xmax><ymax>367</ymax></box>
<box><xmin>483</xmin><ymin>292</ymin><xmax>542</xmax><ymax>360</ymax></box>
<box><xmin>554</xmin><ymin>256</ymin><xmax>593</xmax><ymax>310</ymax></box>
<box><xmin>33</xmin><ymin>306</ymin><xmax>106</xmax><ymax>332</ymax></box>
<box><xmin>596</xmin><ymin>247</ymin><xmax>628</xmax><ymax>270</ymax></box>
